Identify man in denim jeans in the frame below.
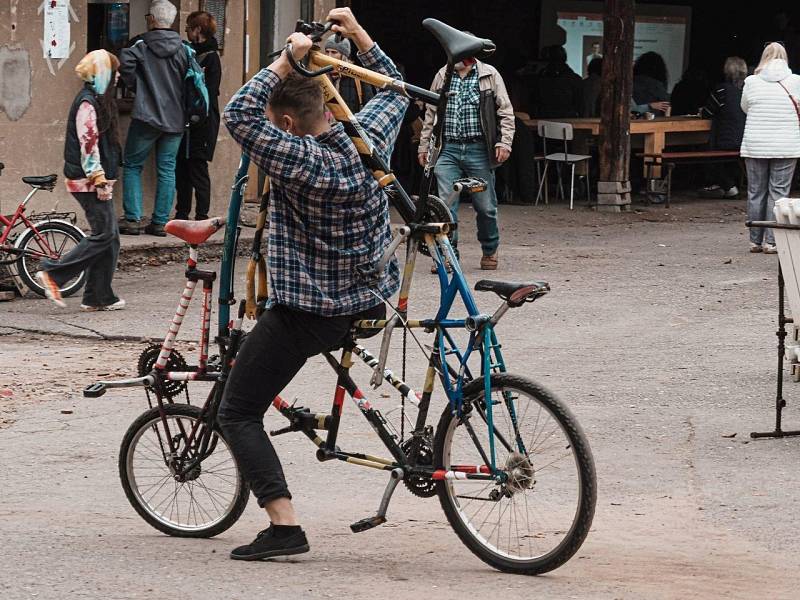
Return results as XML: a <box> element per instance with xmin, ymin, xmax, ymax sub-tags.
<box><xmin>419</xmin><ymin>51</ymin><xmax>515</xmax><ymax>270</ymax></box>
<box><xmin>119</xmin><ymin>0</ymin><xmax>186</xmax><ymax>236</ymax></box>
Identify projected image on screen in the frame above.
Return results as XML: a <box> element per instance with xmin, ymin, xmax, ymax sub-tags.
<box><xmin>557</xmin><ymin>12</ymin><xmax>688</xmax><ymax>90</ymax></box>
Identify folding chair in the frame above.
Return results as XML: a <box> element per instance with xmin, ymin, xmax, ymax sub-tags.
<box><xmin>535</xmin><ymin>121</ymin><xmax>592</xmax><ymax>209</ymax></box>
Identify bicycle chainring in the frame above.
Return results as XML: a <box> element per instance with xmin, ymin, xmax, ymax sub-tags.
<box><xmin>401</xmin><ymin>434</ymin><xmax>437</xmax><ymax>498</ymax></box>
<box><xmin>136</xmin><ymin>344</ymin><xmax>189</xmax><ymax>399</ymax></box>
<box><xmin>414</xmin><ymin>194</ymin><xmax>455</xmax><ymax>258</ymax></box>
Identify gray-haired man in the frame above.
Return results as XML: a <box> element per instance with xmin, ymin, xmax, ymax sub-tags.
<box><xmin>119</xmin><ymin>0</ymin><xmax>186</xmax><ymax>236</ymax></box>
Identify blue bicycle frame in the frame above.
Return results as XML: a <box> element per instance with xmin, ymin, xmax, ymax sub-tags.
<box><xmin>217</xmin><ymin>154</ymin><xmax>250</xmax><ymax>342</ymax></box>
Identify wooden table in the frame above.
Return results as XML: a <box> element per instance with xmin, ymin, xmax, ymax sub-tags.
<box><xmin>524</xmin><ymin>116</ymin><xmax>712</xmax><ymax>177</ymax></box>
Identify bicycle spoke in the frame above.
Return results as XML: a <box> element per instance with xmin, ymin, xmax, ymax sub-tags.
<box><xmin>443</xmin><ymin>380</ymin><xmax>585</xmax><ymax>563</ymax></box>
<box><xmin>127</xmin><ymin>411</ymin><xmax>243</xmax><ymax>533</ymax></box>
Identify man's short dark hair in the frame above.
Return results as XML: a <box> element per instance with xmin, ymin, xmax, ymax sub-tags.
<box><xmin>269</xmin><ymin>73</ymin><xmax>325</xmax><ymax>125</ymax></box>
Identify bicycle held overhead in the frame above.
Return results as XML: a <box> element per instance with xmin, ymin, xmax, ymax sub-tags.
<box><xmin>85</xmin><ymin>8</ymin><xmax>596</xmax><ymax>575</ymax></box>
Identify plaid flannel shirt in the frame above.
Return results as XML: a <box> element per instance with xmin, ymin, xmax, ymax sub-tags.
<box><xmin>443</xmin><ymin>66</ymin><xmax>482</xmax><ymax>142</ymax></box>
<box><xmin>224</xmin><ymin>44</ymin><xmax>407</xmax><ymax>316</ymax></box>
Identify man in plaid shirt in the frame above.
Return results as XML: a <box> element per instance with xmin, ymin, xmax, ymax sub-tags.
<box><xmin>218</xmin><ymin>8</ymin><xmax>407</xmax><ymax>561</ymax></box>
<box><xmin>419</xmin><ymin>51</ymin><xmax>515</xmax><ymax>271</ymax></box>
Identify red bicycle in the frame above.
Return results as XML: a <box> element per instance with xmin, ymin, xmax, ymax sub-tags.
<box><xmin>0</xmin><ymin>165</ymin><xmax>87</xmax><ymax>298</ymax></box>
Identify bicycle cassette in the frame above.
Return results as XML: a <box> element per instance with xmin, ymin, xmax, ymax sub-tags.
<box><xmin>136</xmin><ymin>344</ymin><xmax>188</xmax><ymax>399</ymax></box>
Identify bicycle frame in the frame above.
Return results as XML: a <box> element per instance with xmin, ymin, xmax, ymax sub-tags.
<box><xmin>261</xmin><ymin>26</ymin><xmax>517</xmax><ymax>475</ymax></box>
<box><xmin>0</xmin><ymin>187</ymin><xmax>80</xmax><ymax>270</ymax></box>
<box><xmin>91</xmin><ymin>22</ymin><xmax>521</xmax><ymax>486</ymax></box>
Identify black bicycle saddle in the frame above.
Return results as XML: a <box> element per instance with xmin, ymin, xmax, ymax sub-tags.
<box><xmin>423</xmin><ymin>19</ymin><xmax>496</xmax><ymax>64</ymax></box>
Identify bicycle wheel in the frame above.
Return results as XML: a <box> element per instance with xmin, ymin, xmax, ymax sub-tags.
<box><xmin>119</xmin><ymin>403</ymin><xmax>249</xmax><ymax>538</ymax></box>
<box><xmin>16</xmin><ymin>221</ymin><xmax>86</xmax><ymax>297</ymax></box>
<box><xmin>433</xmin><ymin>373</ymin><xmax>596</xmax><ymax>575</ymax></box>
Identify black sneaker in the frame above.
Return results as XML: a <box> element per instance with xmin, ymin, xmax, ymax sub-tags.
<box><xmin>144</xmin><ymin>222</ymin><xmax>167</xmax><ymax>237</ymax></box>
<box><xmin>230</xmin><ymin>525</ymin><xmax>310</xmax><ymax>561</ymax></box>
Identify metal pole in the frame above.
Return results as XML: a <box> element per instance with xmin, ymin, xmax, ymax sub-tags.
<box><xmin>751</xmin><ymin>261</ymin><xmax>800</xmax><ymax>438</ymax></box>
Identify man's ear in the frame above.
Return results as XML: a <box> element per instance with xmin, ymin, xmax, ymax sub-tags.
<box><xmin>283</xmin><ymin>114</ymin><xmax>295</xmax><ymax>135</ymax></box>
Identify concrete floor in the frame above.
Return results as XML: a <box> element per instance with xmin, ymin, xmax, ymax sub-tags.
<box><xmin>2</xmin><ymin>198</ymin><xmax>800</xmax><ymax>599</ymax></box>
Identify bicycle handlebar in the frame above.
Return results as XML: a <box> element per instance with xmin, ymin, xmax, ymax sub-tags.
<box><xmin>285</xmin><ymin>44</ymin><xmax>334</xmax><ymax>77</ymax></box>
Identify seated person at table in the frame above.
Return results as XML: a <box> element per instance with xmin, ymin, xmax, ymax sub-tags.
<box><xmin>531</xmin><ymin>45</ymin><xmax>582</xmax><ymax>118</ymax></box>
<box><xmin>670</xmin><ymin>65</ymin><xmax>710</xmax><ymax>116</ymax></box>
<box><xmin>631</xmin><ymin>51</ymin><xmax>671</xmax><ymax>115</ymax></box>
<box><xmin>581</xmin><ymin>57</ymin><xmax>603</xmax><ymax>117</ymax></box>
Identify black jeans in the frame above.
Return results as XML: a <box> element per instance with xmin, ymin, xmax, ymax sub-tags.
<box><xmin>175</xmin><ymin>155</ymin><xmax>211</xmax><ymax>220</ymax></box>
<box><xmin>41</xmin><ymin>191</ymin><xmax>120</xmax><ymax>306</ymax></box>
<box><xmin>217</xmin><ymin>302</ymin><xmax>385</xmax><ymax>507</ymax></box>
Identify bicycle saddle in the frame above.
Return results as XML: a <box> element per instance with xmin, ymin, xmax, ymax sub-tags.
<box><xmin>423</xmin><ymin>19</ymin><xmax>496</xmax><ymax>64</ymax></box>
<box><xmin>22</xmin><ymin>174</ymin><xmax>57</xmax><ymax>187</ymax></box>
<box><xmin>164</xmin><ymin>217</ymin><xmax>226</xmax><ymax>246</ymax></box>
<box><xmin>474</xmin><ymin>280</ymin><xmax>549</xmax><ymax>307</ymax></box>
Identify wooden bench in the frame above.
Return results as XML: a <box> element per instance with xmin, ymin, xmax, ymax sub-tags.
<box><xmin>639</xmin><ymin>150</ymin><xmax>742</xmax><ymax>207</ymax></box>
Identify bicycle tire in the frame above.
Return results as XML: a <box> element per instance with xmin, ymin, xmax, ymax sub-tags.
<box><xmin>15</xmin><ymin>221</ymin><xmax>86</xmax><ymax>297</ymax></box>
<box><xmin>119</xmin><ymin>403</ymin><xmax>249</xmax><ymax>538</ymax></box>
<box><xmin>433</xmin><ymin>373</ymin><xmax>596</xmax><ymax>575</ymax></box>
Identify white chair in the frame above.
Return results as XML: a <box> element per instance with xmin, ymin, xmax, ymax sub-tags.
<box><xmin>535</xmin><ymin>121</ymin><xmax>592</xmax><ymax>209</ymax></box>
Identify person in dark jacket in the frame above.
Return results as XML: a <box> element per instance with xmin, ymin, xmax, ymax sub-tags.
<box><xmin>119</xmin><ymin>0</ymin><xmax>186</xmax><ymax>236</ymax></box>
<box><xmin>632</xmin><ymin>52</ymin><xmax>670</xmax><ymax>116</ymax></box>
<box><xmin>532</xmin><ymin>45</ymin><xmax>582</xmax><ymax>118</ymax></box>
<box><xmin>698</xmin><ymin>56</ymin><xmax>748</xmax><ymax>198</ymax></box>
<box><xmin>175</xmin><ymin>11</ymin><xmax>221</xmax><ymax>221</ymax></box>
<box><xmin>37</xmin><ymin>50</ymin><xmax>124</xmax><ymax>311</ymax></box>
<box><xmin>581</xmin><ymin>57</ymin><xmax>603</xmax><ymax>117</ymax></box>
<box><xmin>323</xmin><ymin>37</ymin><xmax>375</xmax><ymax>114</ymax></box>
<box><xmin>670</xmin><ymin>66</ymin><xmax>710</xmax><ymax>115</ymax></box>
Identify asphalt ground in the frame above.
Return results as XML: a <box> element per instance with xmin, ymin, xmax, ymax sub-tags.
<box><xmin>2</xmin><ymin>198</ymin><xmax>800</xmax><ymax>599</ymax></box>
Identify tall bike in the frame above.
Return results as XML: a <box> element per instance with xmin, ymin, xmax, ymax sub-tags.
<box><xmin>86</xmin><ymin>19</ymin><xmax>596</xmax><ymax>575</ymax></box>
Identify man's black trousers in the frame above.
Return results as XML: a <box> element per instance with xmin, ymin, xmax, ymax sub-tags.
<box><xmin>217</xmin><ymin>302</ymin><xmax>385</xmax><ymax>507</ymax></box>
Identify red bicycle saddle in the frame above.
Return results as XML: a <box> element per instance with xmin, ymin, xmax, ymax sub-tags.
<box><xmin>164</xmin><ymin>217</ymin><xmax>226</xmax><ymax>245</ymax></box>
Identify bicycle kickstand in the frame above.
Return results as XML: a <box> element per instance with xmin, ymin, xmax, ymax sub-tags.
<box><xmin>350</xmin><ymin>468</ymin><xmax>404</xmax><ymax>533</ymax></box>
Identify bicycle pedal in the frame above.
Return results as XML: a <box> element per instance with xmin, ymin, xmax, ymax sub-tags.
<box><xmin>83</xmin><ymin>383</ymin><xmax>106</xmax><ymax>398</ymax></box>
<box><xmin>349</xmin><ymin>515</ymin><xmax>386</xmax><ymax>533</ymax></box>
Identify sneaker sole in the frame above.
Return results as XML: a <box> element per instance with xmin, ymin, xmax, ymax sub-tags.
<box><xmin>229</xmin><ymin>543</ymin><xmax>310</xmax><ymax>561</ymax></box>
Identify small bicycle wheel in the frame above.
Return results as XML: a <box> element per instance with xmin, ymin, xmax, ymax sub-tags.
<box><xmin>16</xmin><ymin>221</ymin><xmax>86</xmax><ymax>297</ymax></box>
<box><xmin>119</xmin><ymin>403</ymin><xmax>249</xmax><ymax>538</ymax></box>
<box><xmin>434</xmin><ymin>373</ymin><xmax>596</xmax><ymax>575</ymax></box>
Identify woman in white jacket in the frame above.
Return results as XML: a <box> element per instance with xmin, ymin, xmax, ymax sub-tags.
<box><xmin>741</xmin><ymin>42</ymin><xmax>800</xmax><ymax>253</ymax></box>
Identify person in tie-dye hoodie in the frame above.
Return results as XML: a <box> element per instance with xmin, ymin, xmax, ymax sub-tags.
<box><xmin>37</xmin><ymin>50</ymin><xmax>125</xmax><ymax>311</ymax></box>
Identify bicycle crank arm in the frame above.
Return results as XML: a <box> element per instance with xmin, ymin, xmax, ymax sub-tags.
<box><xmin>350</xmin><ymin>467</ymin><xmax>403</xmax><ymax>533</ymax></box>
<box><xmin>83</xmin><ymin>375</ymin><xmax>154</xmax><ymax>397</ymax></box>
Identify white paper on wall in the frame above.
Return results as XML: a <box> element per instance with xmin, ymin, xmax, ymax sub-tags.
<box><xmin>43</xmin><ymin>0</ymin><xmax>70</xmax><ymax>59</ymax></box>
